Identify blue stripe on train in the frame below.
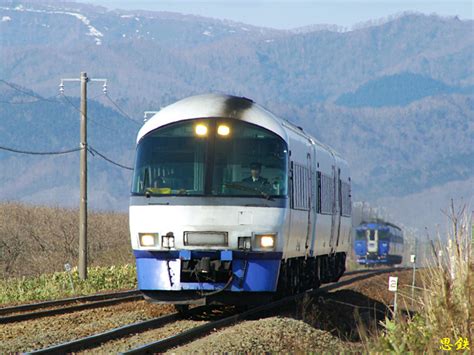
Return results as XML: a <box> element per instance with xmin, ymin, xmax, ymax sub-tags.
<box><xmin>134</xmin><ymin>250</ymin><xmax>282</xmax><ymax>292</ymax></box>
<box><xmin>133</xmin><ymin>250</ymin><xmax>282</xmax><ymax>260</ymax></box>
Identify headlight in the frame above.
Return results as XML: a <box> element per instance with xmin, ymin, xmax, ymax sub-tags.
<box><xmin>255</xmin><ymin>233</ymin><xmax>276</xmax><ymax>249</ymax></box>
<box><xmin>139</xmin><ymin>233</ymin><xmax>158</xmax><ymax>247</ymax></box>
<box><xmin>162</xmin><ymin>232</ymin><xmax>175</xmax><ymax>248</ymax></box>
<box><xmin>195</xmin><ymin>124</ymin><xmax>208</xmax><ymax>136</ymax></box>
<box><xmin>217</xmin><ymin>124</ymin><xmax>230</xmax><ymax>136</ymax></box>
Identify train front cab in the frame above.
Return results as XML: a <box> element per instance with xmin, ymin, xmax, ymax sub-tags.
<box><xmin>129</xmin><ymin>95</ymin><xmax>352</xmax><ymax>306</ymax></box>
<box><xmin>130</xmin><ymin>116</ymin><xmax>289</xmax><ymax>305</ymax></box>
<box><xmin>354</xmin><ymin>224</ymin><xmax>403</xmax><ymax>266</ymax></box>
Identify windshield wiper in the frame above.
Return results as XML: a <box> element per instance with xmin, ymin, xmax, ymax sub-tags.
<box><xmin>224</xmin><ymin>183</ymin><xmax>274</xmax><ymax>200</ymax></box>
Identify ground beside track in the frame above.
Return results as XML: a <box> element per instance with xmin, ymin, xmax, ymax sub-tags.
<box><xmin>169</xmin><ymin>268</ymin><xmax>424</xmax><ymax>353</ymax></box>
<box><xmin>0</xmin><ymin>300</ymin><xmax>174</xmax><ymax>353</ymax></box>
<box><xmin>0</xmin><ymin>268</ymin><xmax>424</xmax><ymax>353</ymax></box>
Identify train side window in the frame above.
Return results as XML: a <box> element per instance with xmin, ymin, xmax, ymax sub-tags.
<box><xmin>319</xmin><ymin>172</ymin><xmax>334</xmax><ymax>214</ymax></box>
<box><xmin>317</xmin><ymin>171</ymin><xmax>322</xmax><ymax>213</ymax></box>
<box><xmin>289</xmin><ymin>161</ymin><xmax>294</xmax><ymax>209</ymax></box>
<box><xmin>292</xmin><ymin>163</ymin><xmax>310</xmax><ymax>210</ymax></box>
<box><xmin>338</xmin><ymin>178</ymin><xmax>343</xmax><ymax>216</ymax></box>
<box><xmin>341</xmin><ymin>181</ymin><xmax>352</xmax><ymax>217</ymax></box>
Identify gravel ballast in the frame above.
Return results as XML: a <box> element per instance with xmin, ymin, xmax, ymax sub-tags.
<box><xmin>169</xmin><ymin>316</ymin><xmax>346</xmax><ymax>353</ymax></box>
<box><xmin>0</xmin><ymin>300</ymin><xmax>173</xmax><ymax>352</ymax></box>
<box><xmin>83</xmin><ymin>319</ymin><xmax>207</xmax><ymax>353</ymax></box>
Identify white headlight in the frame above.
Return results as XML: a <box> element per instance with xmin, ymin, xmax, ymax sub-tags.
<box><xmin>139</xmin><ymin>233</ymin><xmax>157</xmax><ymax>247</ymax></box>
<box><xmin>255</xmin><ymin>234</ymin><xmax>276</xmax><ymax>249</ymax></box>
<box><xmin>195</xmin><ymin>124</ymin><xmax>208</xmax><ymax>136</ymax></box>
<box><xmin>260</xmin><ymin>236</ymin><xmax>275</xmax><ymax>248</ymax></box>
<box><xmin>217</xmin><ymin>124</ymin><xmax>230</xmax><ymax>136</ymax></box>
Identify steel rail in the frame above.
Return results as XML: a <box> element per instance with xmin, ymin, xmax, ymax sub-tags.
<box><xmin>122</xmin><ymin>267</ymin><xmax>401</xmax><ymax>354</ymax></box>
<box><xmin>26</xmin><ymin>305</ymin><xmax>216</xmax><ymax>355</ymax></box>
<box><xmin>0</xmin><ymin>289</ymin><xmax>140</xmax><ymax>315</ymax></box>
<box><xmin>0</xmin><ymin>294</ymin><xmax>142</xmax><ymax>324</ymax></box>
<box><xmin>27</xmin><ymin>313</ymin><xmax>182</xmax><ymax>355</ymax></box>
<box><xmin>28</xmin><ymin>267</ymin><xmax>400</xmax><ymax>354</ymax></box>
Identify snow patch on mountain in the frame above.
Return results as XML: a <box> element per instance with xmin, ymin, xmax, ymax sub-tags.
<box><xmin>0</xmin><ymin>5</ymin><xmax>103</xmax><ymax>45</ymax></box>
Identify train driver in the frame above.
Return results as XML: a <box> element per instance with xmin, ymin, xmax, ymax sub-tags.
<box><xmin>242</xmin><ymin>162</ymin><xmax>271</xmax><ymax>192</ymax></box>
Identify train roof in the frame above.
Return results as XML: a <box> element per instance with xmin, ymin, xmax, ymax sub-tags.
<box><xmin>137</xmin><ymin>94</ymin><xmax>285</xmax><ymax>143</ymax></box>
<box><xmin>356</xmin><ymin>221</ymin><xmax>402</xmax><ymax>231</ymax></box>
<box><xmin>136</xmin><ymin>94</ymin><xmax>343</xmax><ymax>160</ymax></box>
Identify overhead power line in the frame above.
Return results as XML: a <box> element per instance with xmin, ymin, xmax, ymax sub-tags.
<box><xmin>104</xmin><ymin>93</ymin><xmax>141</xmax><ymax>126</ymax></box>
<box><xmin>59</xmin><ymin>94</ymin><xmax>119</xmax><ymax>133</ymax></box>
<box><xmin>88</xmin><ymin>146</ymin><xmax>133</xmax><ymax>170</ymax></box>
<box><xmin>0</xmin><ymin>98</ymin><xmax>55</xmax><ymax>105</ymax></box>
<box><xmin>0</xmin><ymin>79</ymin><xmax>58</xmax><ymax>103</ymax></box>
<box><xmin>0</xmin><ymin>145</ymin><xmax>83</xmax><ymax>155</ymax></box>
<box><xmin>0</xmin><ymin>144</ymin><xmax>132</xmax><ymax>170</ymax></box>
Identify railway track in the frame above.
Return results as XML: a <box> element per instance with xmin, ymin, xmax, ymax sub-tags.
<box><xmin>0</xmin><ymin>290</ymin><xmax>142</xmax><ymax>324</ymax></box>
<box><xmin>28</xmin><ymin>267</ymin><xmax>401</xmax><ymax>354</ymax></box>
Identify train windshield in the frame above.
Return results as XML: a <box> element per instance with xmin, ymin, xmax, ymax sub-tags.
<box><xmin>378</xmin><ymin>230</ymin><xmax>389</xmax><ymax>240</ymax></box>
<box><xmin>132</xmin><ymin>118</ymin><xmax>288</xmax><ymax>197</ymax></box>
<box><xmin>366</xmin><ymin>230</ymin><xmax>377</xmax><ymax>241</ymax></box>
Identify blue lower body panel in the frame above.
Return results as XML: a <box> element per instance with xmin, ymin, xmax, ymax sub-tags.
<box><xmin>357</xmin><ymin>258</ymin><xmax>389</xmax><ymax>265</ymax></box>
<box><xmin>357</xmin><ymin>254</ymin><xmax>402</xmax><ymax>265</ymax></box>
<box><xmin>134</xmin><ymin>250</ymin><xmax>282</xmax><ymax>292</ymax></box>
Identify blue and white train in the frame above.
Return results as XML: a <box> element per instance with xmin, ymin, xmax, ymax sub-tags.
<box><xmin>129</xmin><ymin>94</ymin><xmax>352</xmax><ymax>308</ymax></box>
<box><xmin>354</xmin><ymin>222</ymin><xmax>404</xmax><ymax>266</ymax></box>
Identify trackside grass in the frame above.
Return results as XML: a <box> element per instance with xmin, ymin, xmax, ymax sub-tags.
<box><xmin>0</xmin><ymin>264</ymin><xmax>137</xmax><ymax>305</ymax></box>
<box><xmin>366</xmin><ymin>204</ymin><xmax>472</xmax><ymax>353</ymax></box>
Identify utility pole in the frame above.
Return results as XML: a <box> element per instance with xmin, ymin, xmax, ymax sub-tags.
<box><xmin>79</xmin><ymin>72</ymin><xmax>88</xmax><ymax>280</ymax></box>
<box><xmin>60</xmin><ymin>73</ymin><xmax>107</xmax><ymax>280</ymax></box>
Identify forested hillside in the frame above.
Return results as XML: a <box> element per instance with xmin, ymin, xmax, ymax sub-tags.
<box><xmin>1</xmin><ymin>0</ymin><xmax>472</xmax><ymax>230</ymax></box>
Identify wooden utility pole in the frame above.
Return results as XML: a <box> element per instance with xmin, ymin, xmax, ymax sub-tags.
<box><xmin>79</xmin><ymin>72</ymin><xmax>88</xmax><ymax>280</ymax></box>
<box><xmin>59</xmin><ymin>73</ymin><xmax>107</xmax><ymax>280</ymax></box>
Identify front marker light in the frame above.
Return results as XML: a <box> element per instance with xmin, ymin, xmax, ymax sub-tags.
<box><xmin>238</xmin><ymin>236</ymin><xmax>252</xmax><ymax>250</ymax></box>
<box><xmin>162</xmin><ymin>232</ymin><xmax>175</xmax><ymax>248</ymax></box>
<box><xmin>139</xmin><ymin>233</ymin><xmax>157</xmax><ymax>247</ymax></box>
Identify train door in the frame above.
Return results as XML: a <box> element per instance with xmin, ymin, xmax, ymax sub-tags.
<box><xmin>329</xmin><ymin>165</ymin><xmax>338</xmax><ymax>254</ymax></box>
<box><xmin>287</xmin><ymin>159</ymin><xmax>307</xmax><ymax>258</ymax></box>
<box><xmin>328</xmin><ymin>165</ymin><xmax>340</xmax><ymax>253</ymax></box>
<box><xmin>287</xmin><ymin>145</ymin><xmax>312</xmax><ymax>258</ymax></box>
<box><xmin>334</xmin><ymin>168</ymin><xmax>342</xmax><ymax>248</ymax></box>
<box><xmin>367</xmin><ymin>229</ymin><xmax>378</xmax><ymax>253</ymax></box>
<box><xmin>304</xmin><ymin>152</ymin><xmax>314</xmax><ymax>256</ymax></box>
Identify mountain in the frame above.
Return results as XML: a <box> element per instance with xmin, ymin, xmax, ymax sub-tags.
<box><xmin>336</xmin><ymin>72</ymin><xmax>473</xmax><ymax>107</ymax></box>
<box><xmin>0</xmin><ymin>84</ymin><xmax>138</xmax><ymax>210</ymax></box>
<box><xmin>0</xmin><ymin>0</ymin><xmax>472</xmax><ymax>231</ymax></box>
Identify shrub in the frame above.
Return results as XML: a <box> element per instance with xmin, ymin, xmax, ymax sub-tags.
<box><xmin>370</xmin><ymin>202</ymin><xmax>472</xmax><ymax>352</ymax></box>
<box><xmin>0</xmin><ymin>264</ymin><xmax>137</xmax><ymax>304</ymax></box>
<box><xmin>0</xmin><ymin>202</ymin><xmax>133</xmax><ymax>277</ymax></box>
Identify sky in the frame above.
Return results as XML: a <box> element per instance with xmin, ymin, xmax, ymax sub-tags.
<box><xmin>85</xmin><ymin>0</ymin><xmax>473</xmax><ymax>29</ymax></box>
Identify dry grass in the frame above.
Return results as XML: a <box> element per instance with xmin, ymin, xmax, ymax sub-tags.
<box><xmin>369</xmin><ymin>202</ymin><xmax>472</xmax><ymax>353</ymax></box>
<box><xmin>0</xmin><ymin>202</ymin><xmax>133</xmax><ymax>278</ymax></box>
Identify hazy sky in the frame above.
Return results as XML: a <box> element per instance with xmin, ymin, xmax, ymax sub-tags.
<box><xmin>85</xmin><ymin>0</ymin><xmax>473</xmax><ymax>29</ymax></box>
